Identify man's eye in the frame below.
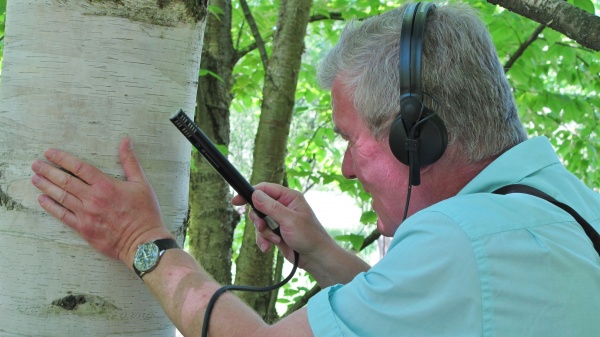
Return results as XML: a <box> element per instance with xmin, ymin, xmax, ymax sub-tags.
<box><xmin>336</xmin><ymin>133</ymin><xmax>350</xmax><ymax>142</ymax></box>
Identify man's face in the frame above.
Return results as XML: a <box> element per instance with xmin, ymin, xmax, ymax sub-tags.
<box><xmin>331</xmin><ymin>79</ymin><xmax>410</xmax><ymax>236</ymax></box>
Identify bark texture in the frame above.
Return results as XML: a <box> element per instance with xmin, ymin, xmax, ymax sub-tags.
<box><xmin>0</xmin><ymin>0</ymin><xmax>205</xmax><ymax>335</ymax></box>
<box><xmin>187</xmin><ymin>0</ymin><xmax>240</xmax><ymax>285</ymax></box>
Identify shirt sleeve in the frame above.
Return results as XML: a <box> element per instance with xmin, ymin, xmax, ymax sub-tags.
<box><xmin>307</xmin><ymin>211</ymin><xmax>483</xmax><ymax>337</ymax></box>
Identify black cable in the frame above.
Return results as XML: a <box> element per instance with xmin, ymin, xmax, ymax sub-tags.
<box><xmin>403</xmin><ymin>92</ymin><xmax>440</xmax><ymax>221</ymax></box>
<box><xmin>201</xmin><ymin>250</ymin><xmax>300</xmax><ymax>337</ymax></box>
<box><xmin>403</xmin><ymin>161</ymin><xmax>414</xmax><ymax>222</ymax></box>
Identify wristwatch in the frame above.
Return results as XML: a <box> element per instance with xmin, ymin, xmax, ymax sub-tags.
<box><xmin>133</xmin><ymin>238</ymin><xmax>180</xmax><ymax>279</ymax></box>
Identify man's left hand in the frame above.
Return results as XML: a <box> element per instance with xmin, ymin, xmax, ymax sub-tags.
<box><xmin>31</xmin><ymin>137</ymin><xmax>173</xmax><ymax>266</ymax></box>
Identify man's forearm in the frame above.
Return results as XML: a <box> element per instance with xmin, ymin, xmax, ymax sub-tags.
<box><xmin>140</xmin><ymin>249</ymin><xmax>313</xmax><ymax>337</ymax></box>
<box><xmin>305</xmin><ymin>242</ymin><xmax>371</xmax><ymax>288</ymax></box>
<box><xmin>141</xmin><ymin>249</ymin><xmax>265</xmax><ymax>336</ymax></box>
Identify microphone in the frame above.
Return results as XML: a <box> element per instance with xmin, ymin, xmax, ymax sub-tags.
<box><xmin>169</xmin><ymin>109</ymin><xmax>281</xmax><ymax>236</ymax></box>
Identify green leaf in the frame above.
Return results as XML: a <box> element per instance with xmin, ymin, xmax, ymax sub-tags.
<box><xmin>199</xmin><ymin>68</ymin><xmax>224</xmax><ymax>82</ymax></box>
<box><xmin>334</xmin><ymin>234</ymin><xmax>365</xmax><ymax>251</ymax></box>
<box><xmin>0</xmin><ymin>0</ymin><xmax>6</xmax><ymax>17</ymax></box>
<box><xmin>359</xmin><ymin>210</ymin><xmax>377</xmax><ymax>225</ymax></box>
<box><xmin>572</xmin><ymin>0</ymin><xmax>595</xmax><ymax>13</ymax></box>
<box><xmin>215</xmin><ymin>144</ymin><xmax>229</xmax><ymax>156</ymax></box>
<box><xmin>208</xmin><ymin>5</ymin><xmax>225</xmax><ymax>21</ymax></box>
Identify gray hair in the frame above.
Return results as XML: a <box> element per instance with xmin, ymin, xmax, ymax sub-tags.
<box><xmin>318</xmin><ymin>1</ymin><xmax>528</xmax><ymax>162</ymax></box>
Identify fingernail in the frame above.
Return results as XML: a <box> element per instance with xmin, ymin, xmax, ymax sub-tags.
<box><xmin>260</xmin><ymin>243</ymin><xmax>268</xmax><ymax>253</ymax></box>
<box><xmin>254</xmin><ymin>190</ymin><xmax>266</xmax><ymax>203</ymax></box>
<box><xmin>44</xmin><ymin>149</ymin><xmax>56</xmax><ymax>161</ymax></box>
<box><xmin>31</xmin><ymin>160</ymin><xmax>41</xmax><ymax>172</ymax></box>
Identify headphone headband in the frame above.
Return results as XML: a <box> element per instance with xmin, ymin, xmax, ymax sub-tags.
<box><xmin>399</xmin><ymin>2</ymin><xmax>435</xmax><ymax>111</ymax></box>
<box><xmin>389</xmin><ymin>2</ymin><xmax>447</xmax><ymax>186</ymax></box>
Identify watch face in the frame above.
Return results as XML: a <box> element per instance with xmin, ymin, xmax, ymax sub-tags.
<box><xmin>134</xmin><ymin>242</ymin><xmax>160</xmax><ymax>272</ymax></box>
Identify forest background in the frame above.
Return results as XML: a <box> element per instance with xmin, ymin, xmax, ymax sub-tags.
<box><xmin>0</xmin><ymin>0</ymin><xmax>599</xmax><ymax>330</ymax></box>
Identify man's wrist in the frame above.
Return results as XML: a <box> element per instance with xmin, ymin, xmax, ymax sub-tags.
<box><xmin>133</xmin><ymin>238</ymin><xmax>180</xmax><ymax>279</ymax></box>
<box><xmin>121</xmin><ymin>228</ymin><xmax>176</xmax><ymax>268</ymax></box>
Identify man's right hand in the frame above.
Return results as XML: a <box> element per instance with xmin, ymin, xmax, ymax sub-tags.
<box><xmin>232</xmin><ymin>183</ymin><xmax>371</xmax><ymax>287</ymax></box>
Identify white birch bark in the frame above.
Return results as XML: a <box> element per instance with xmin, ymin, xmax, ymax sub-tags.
<box><xmin>0</xmin><ymin>0</ymin><xmax>205</xmax><ymax>335</ymax></box>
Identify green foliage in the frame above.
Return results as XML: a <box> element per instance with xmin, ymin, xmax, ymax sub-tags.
<box><xmin>334</xmin><ymin>233</ymin><xmax>365</xmax><ymax>251</ymax></box>
<box><xmin>199</xmin><ymin>68</ymin><xmax>224</xmax><ymax>82</ymax></box>
<box><xmin>569</xmin><ymin>0</ymin><xmax>596</xmax><ymax>13</ymax></box>
<box><xmin>470</xmin><ymin>0</ymin><xmax>600</xmax><ymax>189</ymax></box>
<box><xmin>276</xmin><ymin>269</ymin><xmax>315</xmax><ymax>314</ymax></box>
<box><xmin>207</xmin><ymin>4</ymin><xmax>225</xmax><ymax>21</ymax></box>
<box><xmin>0</xmin><ymin>0</ymin><xmax>5</xmax><ymax>74</ymax></box>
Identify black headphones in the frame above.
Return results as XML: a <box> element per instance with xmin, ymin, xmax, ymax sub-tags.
<box><xmin>388</xmin><ymin>2</ymin><xmax>447</xmax><ymax>186</ymax></box>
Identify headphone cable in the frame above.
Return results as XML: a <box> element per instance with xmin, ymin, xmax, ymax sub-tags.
<box><xmin>403</xmin><ymin>162</ymin><xmax>414</xmax><ymax>222</ymax></box>
<box><xmin>201</xmin><ymin>250</ymin><xmax>300</xmax><ymax>337</ymax></box>
<box><xmin>404</xmin><ymin>91</ymin><xmax>441</xmax><ymax>212</ymax></box>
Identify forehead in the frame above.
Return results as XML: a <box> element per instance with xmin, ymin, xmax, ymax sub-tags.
<box><xmin>331</xmin><ymin>79</ymin><xmax>355</xmax><ymax>127</ymax></box>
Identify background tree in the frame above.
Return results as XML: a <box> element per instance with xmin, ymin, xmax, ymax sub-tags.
<box><xmin>1</xmin><ymin>0</ymin><xmax>598</xmax><ymax>332</ymax></box>
<box><xmin>0</xmin><ymin>0</ymin><xmax>205</xmax><ymax>335</ymax></box>
<box><xmin>187</xmin><ymin>0</ymin><xmax>239</xmax><ymax>286</ymax></box>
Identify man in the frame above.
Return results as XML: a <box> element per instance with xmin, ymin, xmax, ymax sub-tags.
<box><xmin>31</xmin><ymin>1</ymin><xmax>600</xmax><ymax>336</ymax></box>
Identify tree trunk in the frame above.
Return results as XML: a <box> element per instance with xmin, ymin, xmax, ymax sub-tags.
<box><xmin>0</xmin><ymin>0</ymin><xmax>205</xmax><ymax>335</ymax></box>
<box><xmin>188</xmin><ymin>0</ymin><xmax>239</xmax><ymax>286</ymax></box>
<box><xmin>235</xmin><ymin>0</ymin><xmax>314</xmax><ymax>321</ymax></box>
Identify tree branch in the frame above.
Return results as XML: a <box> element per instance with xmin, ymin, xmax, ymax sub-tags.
<box><xmin>360</xmin><ymin>228</ymin><xmax>381</xmax><ymax>251</ymax></box>
<box><xmin>234</xmin><ymin>12</ymin><xmax>345</xmax><ymax>62</ymax></box>
<box><xmin>239</xmin><ymin>0</ymin><xmax>269</xmax><ymax>68</ymax></box>
<box><xmin>487</xmin><ymin>0</ymin><xmax>600</xmax><ymax>51</ymax></box>
<box><xmin>309</xmin><ymin>12</ymin><xmax>344</xmax><ymax>22</ymax></box>
<box><xmin>282</xmin><ymin>284</ymin><xmax>321</xmax><ymax>318</ymax></box>
<box><xmin>504</xmin><ymin>23</ymin><xmax>545</xmax><ymax>73</ymax></box>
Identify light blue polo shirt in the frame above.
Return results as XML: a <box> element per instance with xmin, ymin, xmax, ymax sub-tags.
<box><xmin>307</xmin><ymin>137</ymin><xmax>600</xmax><ymax>336</ymax></box>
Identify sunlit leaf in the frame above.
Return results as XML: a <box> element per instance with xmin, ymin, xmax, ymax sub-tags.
<box><xmin>334</xmin><ymin>234</ymin><xmax>365</xmax><ymax>251</ymax></box>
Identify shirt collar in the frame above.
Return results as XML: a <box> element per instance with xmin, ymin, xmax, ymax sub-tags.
<box><xmin>458</xmin><ymin>136</ymin><xmax>560</xmax><ymax>195</ymax></box>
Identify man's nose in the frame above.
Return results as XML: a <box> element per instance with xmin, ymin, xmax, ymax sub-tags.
<box><xmin>341</xmin><ymin>147</ymin><xmax>357</xmax><ymax>180</ymax></box>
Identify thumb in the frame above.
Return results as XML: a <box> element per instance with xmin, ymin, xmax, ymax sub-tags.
<box><xmin>252</xmin><ymin>190</ymin><xmax>270</xmax><ymax>210</ymax></box>
<box><xmin>253</xmin><ymin>190</ymin><xmax>287</xmax><ymax>220</ymax></box>
<box><xmin>119</xmin><ymin>137</ymin><xmax>145</xmax><ymax>182</ymax></box>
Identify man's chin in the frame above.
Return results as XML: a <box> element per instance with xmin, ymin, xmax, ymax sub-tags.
<box><xmin>376</xmin><ymin>217</ymin><xmax>397</xmax><ymax>237</ymax></box>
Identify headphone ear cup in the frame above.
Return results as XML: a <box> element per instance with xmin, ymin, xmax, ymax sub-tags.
<box><xmin>418</xmin><ymin>111</ymin><xmax>448</xmax><ymax>166</ymax></box>
<box><xmin>389</xmin><ymin>109</ymin><xmax>448</xmax><ymax>167</ymax></box>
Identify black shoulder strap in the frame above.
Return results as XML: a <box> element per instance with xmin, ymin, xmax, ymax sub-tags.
<box><xmin>493</xmin><ymin>184</ymin><xmax>600</xmax><ymax>256</ymax></box>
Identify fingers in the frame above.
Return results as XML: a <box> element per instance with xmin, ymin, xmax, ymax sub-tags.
<box><xmin>256</xmin><ymin>234</ymin><xmax>272</xmax><ymax>253</ymax></box>
<box><xmin>36</xmin><ymin>194</ymin><xmax>79</xmax><ymax>229</ymax></box>
<box><xmin>232</xmin><ymin>183</ymin><xmax>296</xmax><ymax>207</ymax></box>
<box><xmin>119</xmin><ymin>137</ymin><xmax>146</xmax><ymax>183</ymax></box>
<box><xmin>251</xmin><ymin>189</ymin><xmax>292</xmax><ymax>223</ymax></box>
<box><xmin>231</xmin><ymin>193</ymin><xmax>249</xmax><ymax>206</ymax></box>
<box><xmin>43</xmin><ymin>148</ymin><xmax>103</xmax><ymax>185</ymax></box>
<box><xmin>253</xmin><ymin>182</ymin><xmax>303</xmax><ymax>208</ymax></box>
<box><xmin>31</xmin><ymin>160</ymin><xmax>86</xmax><ymax>210</ymax></box>
<box><xmin>249</xmin><ymin>208</ymin><xmax>281</xmax><ymax>241</ymax></box>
